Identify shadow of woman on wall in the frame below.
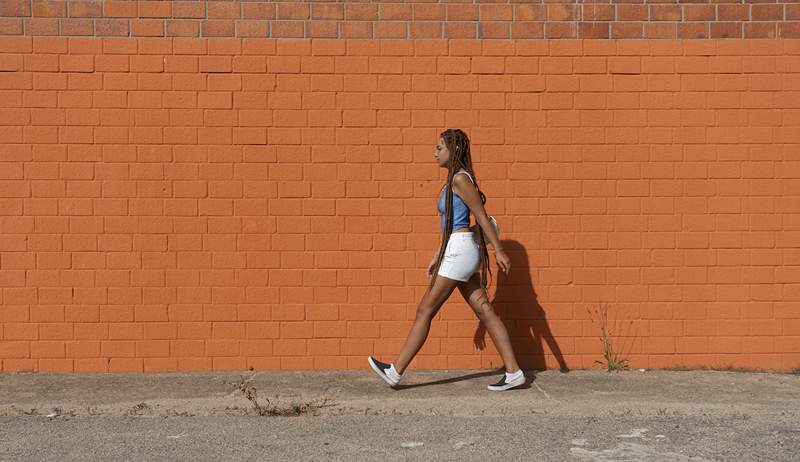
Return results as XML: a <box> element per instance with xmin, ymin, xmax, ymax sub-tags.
<box><xmin>473</xmin><ymin>239</ymin><xmax>570</xmax><ymax>373</ymax></box>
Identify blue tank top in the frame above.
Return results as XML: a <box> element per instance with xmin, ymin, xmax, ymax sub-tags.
<box><xmin>437</xmin><ymin>171</ymin><xmax>474</xmax><ymax>232</ymax></box>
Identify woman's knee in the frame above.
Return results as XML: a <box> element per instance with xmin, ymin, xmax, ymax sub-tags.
<box><xmin>415</xmin><ymin>303</ymin><xmax>438</xmax><ymax>320</ymax></box>
<box><xmin>472</xmin><ymin>299</ymin><xmax>497</xmax><ymax>320</ymax></box>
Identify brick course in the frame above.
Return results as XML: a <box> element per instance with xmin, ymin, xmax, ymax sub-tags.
<box><xmin>0</xmin><ymin>5</ymin><xmax>798</xmax><ymax>373</ymax></box>
<box><xmin>0</xmin><ymin>1</ymin><xmax>798</xmax><ymax>39</ymax></box>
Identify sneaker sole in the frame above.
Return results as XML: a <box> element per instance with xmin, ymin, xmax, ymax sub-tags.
<box><xmin>367</xmin><ymin>357</ymin><xmax>398</xmax><ymax>387</ymax></box>
<box><xmin>487</xmin><ymin>375</ymin><xmax>525</xmax><ymax>391</ymax></box>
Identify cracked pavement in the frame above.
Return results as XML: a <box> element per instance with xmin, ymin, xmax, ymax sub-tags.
<box><xmin>0</xmin><ymin>368</ymin><xmax>798</xmax><ymax>460</ymax></box>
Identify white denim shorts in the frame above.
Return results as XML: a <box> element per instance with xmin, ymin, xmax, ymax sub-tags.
<box><xmin>437</xmin><ymin>232</ymin><xmax>481</xmax><ymax>282</ymax></box>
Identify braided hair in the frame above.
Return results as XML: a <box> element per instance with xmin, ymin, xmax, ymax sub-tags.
<box><xmin>425</xmin><ymin>128</ymin><xmax>494</xmax><ymax>299</ymax></box>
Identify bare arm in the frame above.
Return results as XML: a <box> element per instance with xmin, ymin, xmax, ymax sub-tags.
<box><xmin>452</xmin><ymin>174</ymin><xmax>503</xmax><ymax>251</ymax></box>
<box><xmin>453</xmin><ymin>173</ymin><xmax>511</xmax><ymax>274</ymax></box>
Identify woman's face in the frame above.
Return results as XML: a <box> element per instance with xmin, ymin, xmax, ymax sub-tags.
<box><xmin>435</xmin><ymin>137</ymin><xmax>450</xmax><ymax>168</ymax></box>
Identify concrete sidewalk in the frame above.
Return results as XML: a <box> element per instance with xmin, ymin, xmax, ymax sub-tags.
<box><xmin>0</xmin><ymin>368</ymin><xmax>798</xmax><ymax>461</ymax></box>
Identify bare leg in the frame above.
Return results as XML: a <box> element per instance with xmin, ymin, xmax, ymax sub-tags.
<box><xmin>394</xmin><ymin>274</ymin><xmax>461</xmax><ymax>374</ymax></box>
<box><xmin>458</xmin><ymin>273</ymin><xmax>520</xmax><ymax>373</ymax></box>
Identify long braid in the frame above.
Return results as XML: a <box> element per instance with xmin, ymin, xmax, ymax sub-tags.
<box><xmin>425</xmin><ymin>129</ymin><xmax>494</xmax><ymax>300</ymax></box>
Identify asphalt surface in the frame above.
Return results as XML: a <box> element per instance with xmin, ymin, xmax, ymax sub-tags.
<box><xmin>0</xmin><ymin>368</ymin><xmax>798</xmax><ymax>461</ymax></box>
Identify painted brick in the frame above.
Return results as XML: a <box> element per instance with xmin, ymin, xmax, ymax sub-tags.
<box><xmin>0</xmin><ymin>24</ymin><xmax>798</xmax><ymax>374</ymax></box>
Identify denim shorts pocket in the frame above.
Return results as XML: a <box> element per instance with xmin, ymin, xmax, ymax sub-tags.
<box><xmin>445</xmin><ymin>246</ymin><xmax>461</xmax><ymax>259</ymax></box>
<box><xmin>444</xmin><ymin>240</ymin><xmax>462</xmax><ymax>258</ymax></box>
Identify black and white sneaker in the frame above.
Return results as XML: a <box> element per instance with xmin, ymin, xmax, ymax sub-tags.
<box><xmin>487</xmin><ymin>369</ymin><xmax>525</xmax><ymax>391</ymax></box>
<box><xmin>367</xmin><ymin>356</ymin><xmax>402</xmax><ymax>387</ymax></box>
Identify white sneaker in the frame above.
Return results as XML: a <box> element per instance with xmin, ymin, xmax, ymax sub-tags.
<box><xmin>367</xmin><ymin>356</ymin><xmax>402</xmax><ymax>387</ymax></box>
<box><xmin>487</xmin><ymin>369</ymin><xmax>525</xmax><ymax>391</ymax></box>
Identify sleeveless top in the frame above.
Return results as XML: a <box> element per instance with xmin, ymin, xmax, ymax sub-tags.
<box><xmin>437</xmin><ymin>170</ymin><xmax>475</xmax><ymax>232</ymax></box>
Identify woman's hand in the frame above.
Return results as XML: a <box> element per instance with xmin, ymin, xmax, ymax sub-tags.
<box><xmin>426</xmin><ymin>257</ymin><xmax>439</xmax><ymax>278</ymax></box>
<box><xmin>495</xmin><ymin>249</ymin><xmax>511</xmax><ymax>275</ymax></box>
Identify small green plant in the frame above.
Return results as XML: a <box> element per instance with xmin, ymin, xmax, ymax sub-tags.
<box><xmin>587</xmin><ymin>303</ymin><xmax>631</xmax><ymax>372</ymax></box>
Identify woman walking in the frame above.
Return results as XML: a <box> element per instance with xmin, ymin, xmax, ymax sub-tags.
<box><xmin>368</xmin><ymin>129</ymin><xmax>525</xmax><ymax>391</ymax></box>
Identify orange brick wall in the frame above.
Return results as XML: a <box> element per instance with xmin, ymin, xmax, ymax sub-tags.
<box><xmin>1</xmin><ymin>0</ymin><xmax>800</xmax><ymax>39</ymax></box>
<box><xmin>0</xmin><ymin>30</ymin><xmax>799</xmax><ymax>372</ymax></box>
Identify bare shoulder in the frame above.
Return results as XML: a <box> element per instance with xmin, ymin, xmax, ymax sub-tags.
<box><xmin>452</xmin><ymin>171</ymin><xmax>478</xmax><ymax>198</ymax></box>
<box><xmin>453</xmin><ymin>169</ymin><xmax>475</xmax><ymax>184</ymax></box>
